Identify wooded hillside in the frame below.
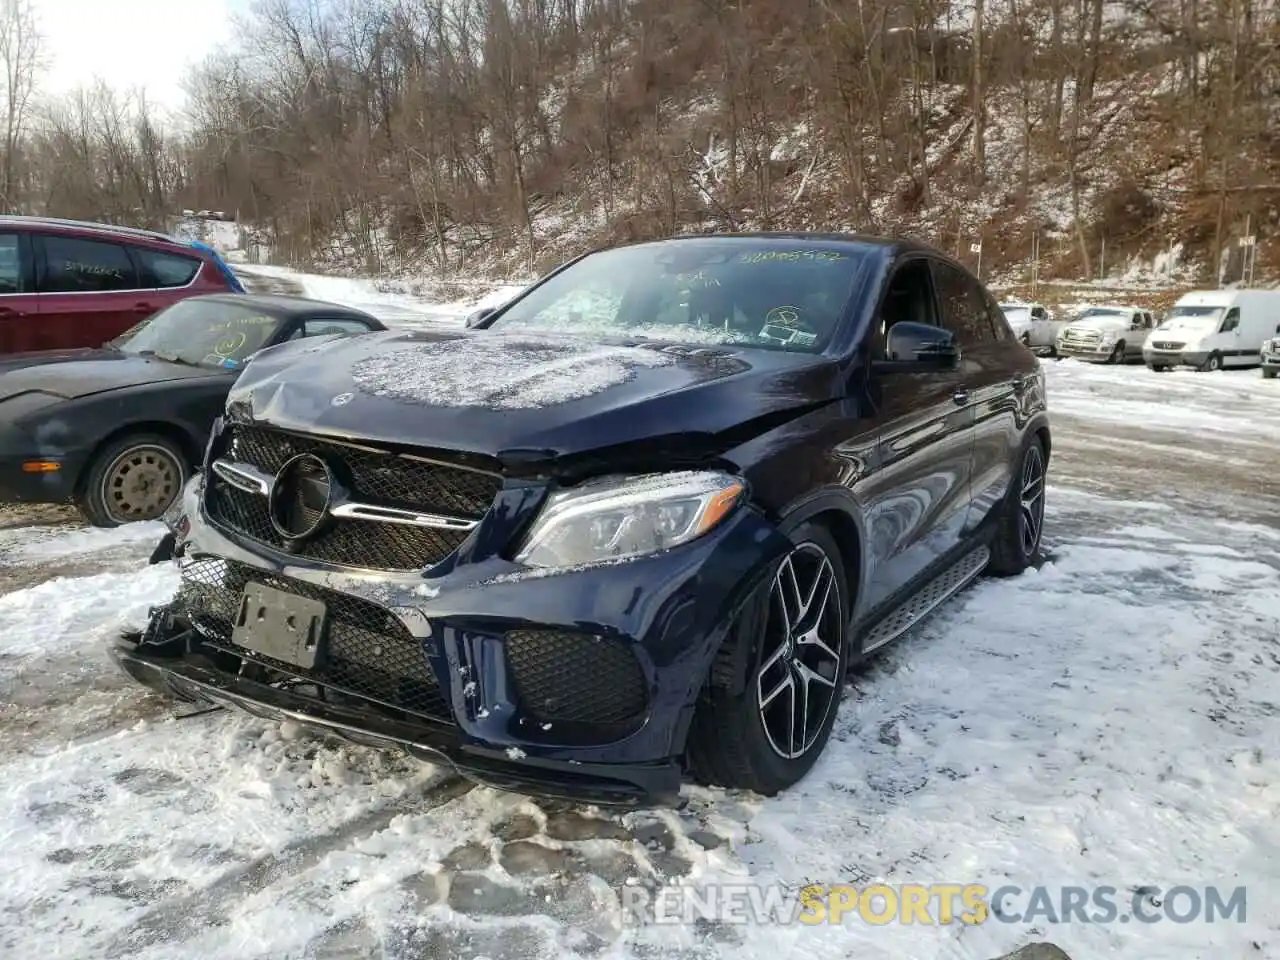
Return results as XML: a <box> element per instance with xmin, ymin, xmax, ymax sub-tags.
<box><xmin>2</xmin><ymin>0</ymin><xmax>1277</xmax><ymax>281</ymax></box>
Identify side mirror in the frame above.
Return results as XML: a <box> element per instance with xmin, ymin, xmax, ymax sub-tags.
<box><xmin>464</xmin><ymin>307</ymin><xmax>497</xmax><ymax>329</ymax></box>
<box><xmin>873</xmin><ymin>321</ymin><xmax>961</xmax><ymax>374</ymax></box>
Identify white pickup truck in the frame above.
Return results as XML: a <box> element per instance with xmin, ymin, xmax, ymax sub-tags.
<box><xmin>999</xmin><ymin>302</ymin><xmax>1063</xmax><ymax>356</ymax></box>
<box><xmin>1055</xmin><ymin>305</ymin><xmax>1156</xmax><ymax>364</ymax></box>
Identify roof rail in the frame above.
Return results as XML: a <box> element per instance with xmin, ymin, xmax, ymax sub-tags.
<box><xmin>0</xmin><ymin>215</ymin><xmax>175</xmax><ymax>242</ymax></box>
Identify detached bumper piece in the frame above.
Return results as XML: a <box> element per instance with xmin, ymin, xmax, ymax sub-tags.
<box><xmin>114</xmin><ymin>568</ymin><xmax>680</xmax><ymax>806</ymax></box>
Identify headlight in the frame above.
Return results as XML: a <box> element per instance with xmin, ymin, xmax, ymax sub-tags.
<box><xmin>514</xmin><ymin>471</ymin><xmax>746</xmax><ymax>569</ymax></box>
<box><xmin>1098</xmin><ymin>331</ymin><xmax>1117</xmax><ymax>345</ymax></box>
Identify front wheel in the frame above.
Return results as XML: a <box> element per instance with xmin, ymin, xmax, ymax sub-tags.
<box><xmin>687</xmin><ymin>521</ymin><xmax>849</xmax><ymax>795</ymax></box>
<box><xmin>1202</xmin><ymin>352</ymin><xmax>1224</xmax><ymax>372</ymax></box>
<box><xmin>1108</xmin><ymin>341</ymin><xmax>1126</xmax><ymax>364</ymax></box>
<box><xmin>1264</xmin><ymin>368</ymin><xmax>1278</xmax><ymax>380</ymax></box>
<box><xmin>77</xmin><ymin>434</ymin><xmax>188</xmax><ymax>527</ymax></box>
<box><xmin>988</xmin><ymin>438</ymin><xmax>1047</xmax><ymax>577</ymax></box>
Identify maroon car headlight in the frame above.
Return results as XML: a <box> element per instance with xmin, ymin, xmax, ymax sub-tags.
<box><xmin>513</xmin><ymin>471</ymin><xmax>746</xmax><ymax>570</ymax></box>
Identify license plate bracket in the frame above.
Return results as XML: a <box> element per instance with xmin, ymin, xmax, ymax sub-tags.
<box><xmin>231</xmin><ymin>583</ymin><xmax>328</xmax><ymax>669</ymax></box>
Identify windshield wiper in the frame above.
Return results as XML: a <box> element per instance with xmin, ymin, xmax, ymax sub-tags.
<box><xmin>137</xmin><ymin>349</ymin><xmax>198</xmax><ymax>366</ymax></box>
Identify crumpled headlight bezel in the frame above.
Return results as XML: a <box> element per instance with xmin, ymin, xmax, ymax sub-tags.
<box><xmin>513</xmin><ymin>470</ymin><xmax>747</xmax><ymax>570</ymax></box>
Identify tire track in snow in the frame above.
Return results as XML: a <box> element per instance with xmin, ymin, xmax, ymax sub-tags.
<box><xmin>100</xmin><ymin>775</ymin><xmax>474</xmax><ymax>958</ymax></box>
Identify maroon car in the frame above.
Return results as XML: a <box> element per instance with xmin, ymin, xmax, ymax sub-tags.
<box><xmin>0</xmin><ymin>216</ymin><xmax>245</xmax><ymax>353</ymax></box>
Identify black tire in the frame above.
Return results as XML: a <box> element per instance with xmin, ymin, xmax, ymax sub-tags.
<box><xmin>1262</xmin><ymin>368</ymin><xmax>1276</xmax><ymax>380</ymax></box>
<box><xmin>77</xmin><ymin>433</ymin><xmax>188</xmax><ymax>528</ymax></box>
<box><xmin>1019</xmin><ymin>332</ymin><xmax>1032</xmax><ymax>350</ymax></box>
<box><xmin>686</xmin><ymin>521</ymin><xmax>850</xmax><ymax>795</ymax></box>
<box><xmin>987</xmin><ymin>437</ymin><xmax>1047</xmax><ymax>577</ymax></box>
<box><xmin>1109</xmin><ymin>340</ymin><xmax>1126</xmax><ymax>364</ymax></box>
<box><xmin>1148</xmin><ymin>364</ymin><xmax>1168</xmax><ymax>372</ymax></box>
<box><xmin>1202</xmin><ymin>352</ymin><xmax>1223</xmax><ymax>372</ymax></box>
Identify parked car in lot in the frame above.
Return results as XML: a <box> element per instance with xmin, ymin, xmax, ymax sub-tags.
<box><xmin>1144</xmin><ymin>289</ymin><xmax>1280</xmax><ymax>372</ymax></box>
<box><xmin>999</xmin><ymin>301</ymin><xmax>1062</xmax><ymax>355</ymax></box>
<box><xmin>117</xmin><ymin>233</ymin><xmax>1051</xmax><ymax>804</ymax></box>
<box><xmin>0</xmin><ymin>293</ymin><xmax>384</xmax><ymax>526</ymax></box>
<box><xmin>1055</xmin><ymin>304</ymin><xmax>1155</xmax><ymax>363</ymax></box>
<box><xmin>1262</xmin><ymin>335</ymin><xmax>1280</xmax><ymax>379</ymax></box>
<box><xmin>0</xmin><ymin>215</ymin><xmax>246</xmax><ymax>353</ymax></box>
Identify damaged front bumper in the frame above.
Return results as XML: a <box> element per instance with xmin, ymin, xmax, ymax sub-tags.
<box><xmin>126</xmin><ymin>471</ymin><xmax>789</xmax><ymax>805</ymax></box>
<box><xmin>112</xmin><ymin>619</ymin><xmax>682</xmax><ymax>805</ymax></box>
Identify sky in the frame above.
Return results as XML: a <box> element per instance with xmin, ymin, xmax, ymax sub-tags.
<box><xmin>34</xmin><ymin>0</ymin><xmax>252</xmax><ymax>116</ymax></box>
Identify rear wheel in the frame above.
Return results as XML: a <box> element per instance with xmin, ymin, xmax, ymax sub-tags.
<box><xmin>687</xmin><ymin>521</ymin><xmax>849</xmax><ymax>794</ymax></box>
<box><xmin>77</xmin><ymin>434</ymin><xmax>187</xmax><ymax>527</ymax></box>
<box><xmin>988</xmin><ymin>438</ymin><xmax>1047</xmax><ymax>576</ymax></box>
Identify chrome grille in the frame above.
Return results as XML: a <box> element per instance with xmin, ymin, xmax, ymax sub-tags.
<box><xmin>206</xmin><ymin>424</ymin><xmax>502</xmax><ymax>570</ymax></box>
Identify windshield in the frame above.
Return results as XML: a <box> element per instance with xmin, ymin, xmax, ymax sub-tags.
<box><xmin>1159</xmin><ymin>305</ymin><xmax>1224</xmax><ymax>330</ymax></box>
<box><xmin>1078</xmin><ymin>307</ymin><xmax>1129</xmax><ymax>320</ymax></box>
<box><xmin>488</xmin><ymin>240</ymin><xmax>869</xmax><ymax>352</ymax></box>
<box><xmin>1002</xmin><ymin>307</ymin><xmax>1032</xmax><ymax>324</ymax></box>
<box><xmin>111</xmin><ymin>298</ymin><xmax>284</xmax><ymax>368</ymax></box>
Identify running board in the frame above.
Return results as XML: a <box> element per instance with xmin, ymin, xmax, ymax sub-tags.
<box><xmin>858</xmin><ymin>545</ymin><xmax>991</xmax><ymax>655</ymax></box>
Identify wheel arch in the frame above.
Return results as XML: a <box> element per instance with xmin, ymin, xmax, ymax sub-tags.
<box><xmin>74</xmin><ymin>421</ymin><xmax>202</xmax><ymax>497</ymax></box>
<box><xmin>694</xmin><ymin>486</ymin><xmax>866</xmax><ymax>705</ymax></box>
<box><xmin>775</xmin><ymin>488</ymin><xmax>866</xmax><ymax>623</ymax></box>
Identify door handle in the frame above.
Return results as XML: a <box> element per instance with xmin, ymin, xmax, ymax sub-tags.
<box><xmin>132</xmin><ymin>302</ymin><xmax>155</xmax><ymax>313</ymax></box>
<box><xmin>951</xmin><ymin>388</ymin><xmax>969</xmax><ymax>406</ymax></box>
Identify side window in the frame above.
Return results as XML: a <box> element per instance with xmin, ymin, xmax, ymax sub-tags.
<box><xmin>302</xmin><ymin>318</ymin><xmax>374</xmax><ymax>337</ymax></box>
<box><xmin>137</xmin><ymin>248</ymin><xmax>201</xmax><ymax>288</ymax></box>
<box><xmin>983</xmin><ymin>292</ymin><xmax>1016</xmax><ymax>341</ymax></box>
<box><xmin>931</xmin><ymin>261</ymin><xmax>998</xmax><ymax>346</ymax></box>
<box><xmin>874</xmin><ymin>258</ymin><xmax>939</xmax><ymax>352</ymax></box>
<box><xmin>41</xmin><ymin>236</ymin><xmax>139</xmax><ymax>293</ymax></box>
<box><xmin>1220</xmin><ymin>308</ymin><xmax>1240</xmax><ymax>333</ymax></box>
<box><xmin>0</xmin><ymin>233</ymin><xmax>23</xmax><ymax>294</ymax></box>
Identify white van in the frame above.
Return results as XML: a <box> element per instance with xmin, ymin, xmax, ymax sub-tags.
<box><xmin>1144</xmin><ymin>289</ymin><xmax>1280</xmax><ymax>372</ymax></box>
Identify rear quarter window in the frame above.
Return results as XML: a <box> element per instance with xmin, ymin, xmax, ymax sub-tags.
<box><xmin>137</xmin><ymin>248</ymin><xmax>201</xmax><ymax>287</ymax></box>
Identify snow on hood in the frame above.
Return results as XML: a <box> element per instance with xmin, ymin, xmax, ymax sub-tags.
<box><xmin>1066</xmin><ymin>313</ymin><xmax>1129</xmax><ymax>331</ymax></box>
<box><xmin>1002</xmin><ymin>307</ymin><xmax>1032</xmax><ymax>324</ymax></box>
<box><xmin>349</xmin><ymin>333</ymin><xmax>676</xmax><ymax>410</ymax></box>
<box><xmin>229</xmin><ymin>329</ymin><xmax>842</xmax><ymax>463</ymax></box>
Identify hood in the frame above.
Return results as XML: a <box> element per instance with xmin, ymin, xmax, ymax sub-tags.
<box><xmin>228</xmin><ymin>329</ymin><xmax>844</xmax><ymax>465</ymax></box>
<box><xmin>0</xmin><ymin>346</ymin><xmax>113</xmax><ymax>375</ymax></box>
<box><xmin>1158</xmin><ymin>316</ymin><xmax>1218</xmax><ymax>336</ymax></box>
<box><xmin>1065</xmin><ymin>314</ymin><xmax>1129</xmax><ymax>332</ymax></box>
<box><xmin>0</xmin><ymin>350</ymin><xmax>226</xmax><ymax>401</ymax></box>
<box><xmin>1004</xmin><ymin>313</ymin><xmax>1032</xmax><ymax>332</ymax></box>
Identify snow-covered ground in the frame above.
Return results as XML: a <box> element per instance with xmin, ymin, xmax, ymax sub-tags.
<box><xmin>239</xmin><ymin>263</ymin><xmax>526</xmax><ymax>328</ymax></box>
<box><xmin>0</xmin><ymin>269</ymin><xmax>1277</xmax><ymax>960</ymax></box>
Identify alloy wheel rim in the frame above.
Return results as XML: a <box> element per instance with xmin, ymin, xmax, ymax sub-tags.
<box><xmin>756</xmin><ymin>542</ymin><xmax>843</xmax><ymax>760</ymax></box>
<box><xmin>1019</xmin><ymin>446</ymin><xmax>1046</xmax><ymax>557</ymax></box>
<box><xmin>103</xmin><ymin>445</ymin><xmax>182</xmax><ymax>523</ymax></box>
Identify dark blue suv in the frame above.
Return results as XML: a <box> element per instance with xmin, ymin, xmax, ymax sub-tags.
<box><xmin>115</xmin><ymin>234</ymin><xmax>1050</xmax><ymax>804</ymax></box>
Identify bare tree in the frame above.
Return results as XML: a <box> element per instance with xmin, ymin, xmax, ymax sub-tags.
<box><xmin>0</xmin><ymin>0</ymin><xmax>41</xmax><ymax>212</ymax></box>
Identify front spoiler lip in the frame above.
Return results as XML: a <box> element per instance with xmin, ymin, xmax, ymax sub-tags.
<box><xmin>110</xmin><ymin>640</ymin><xmax>682</xmax><ymax>807</ymax></box>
